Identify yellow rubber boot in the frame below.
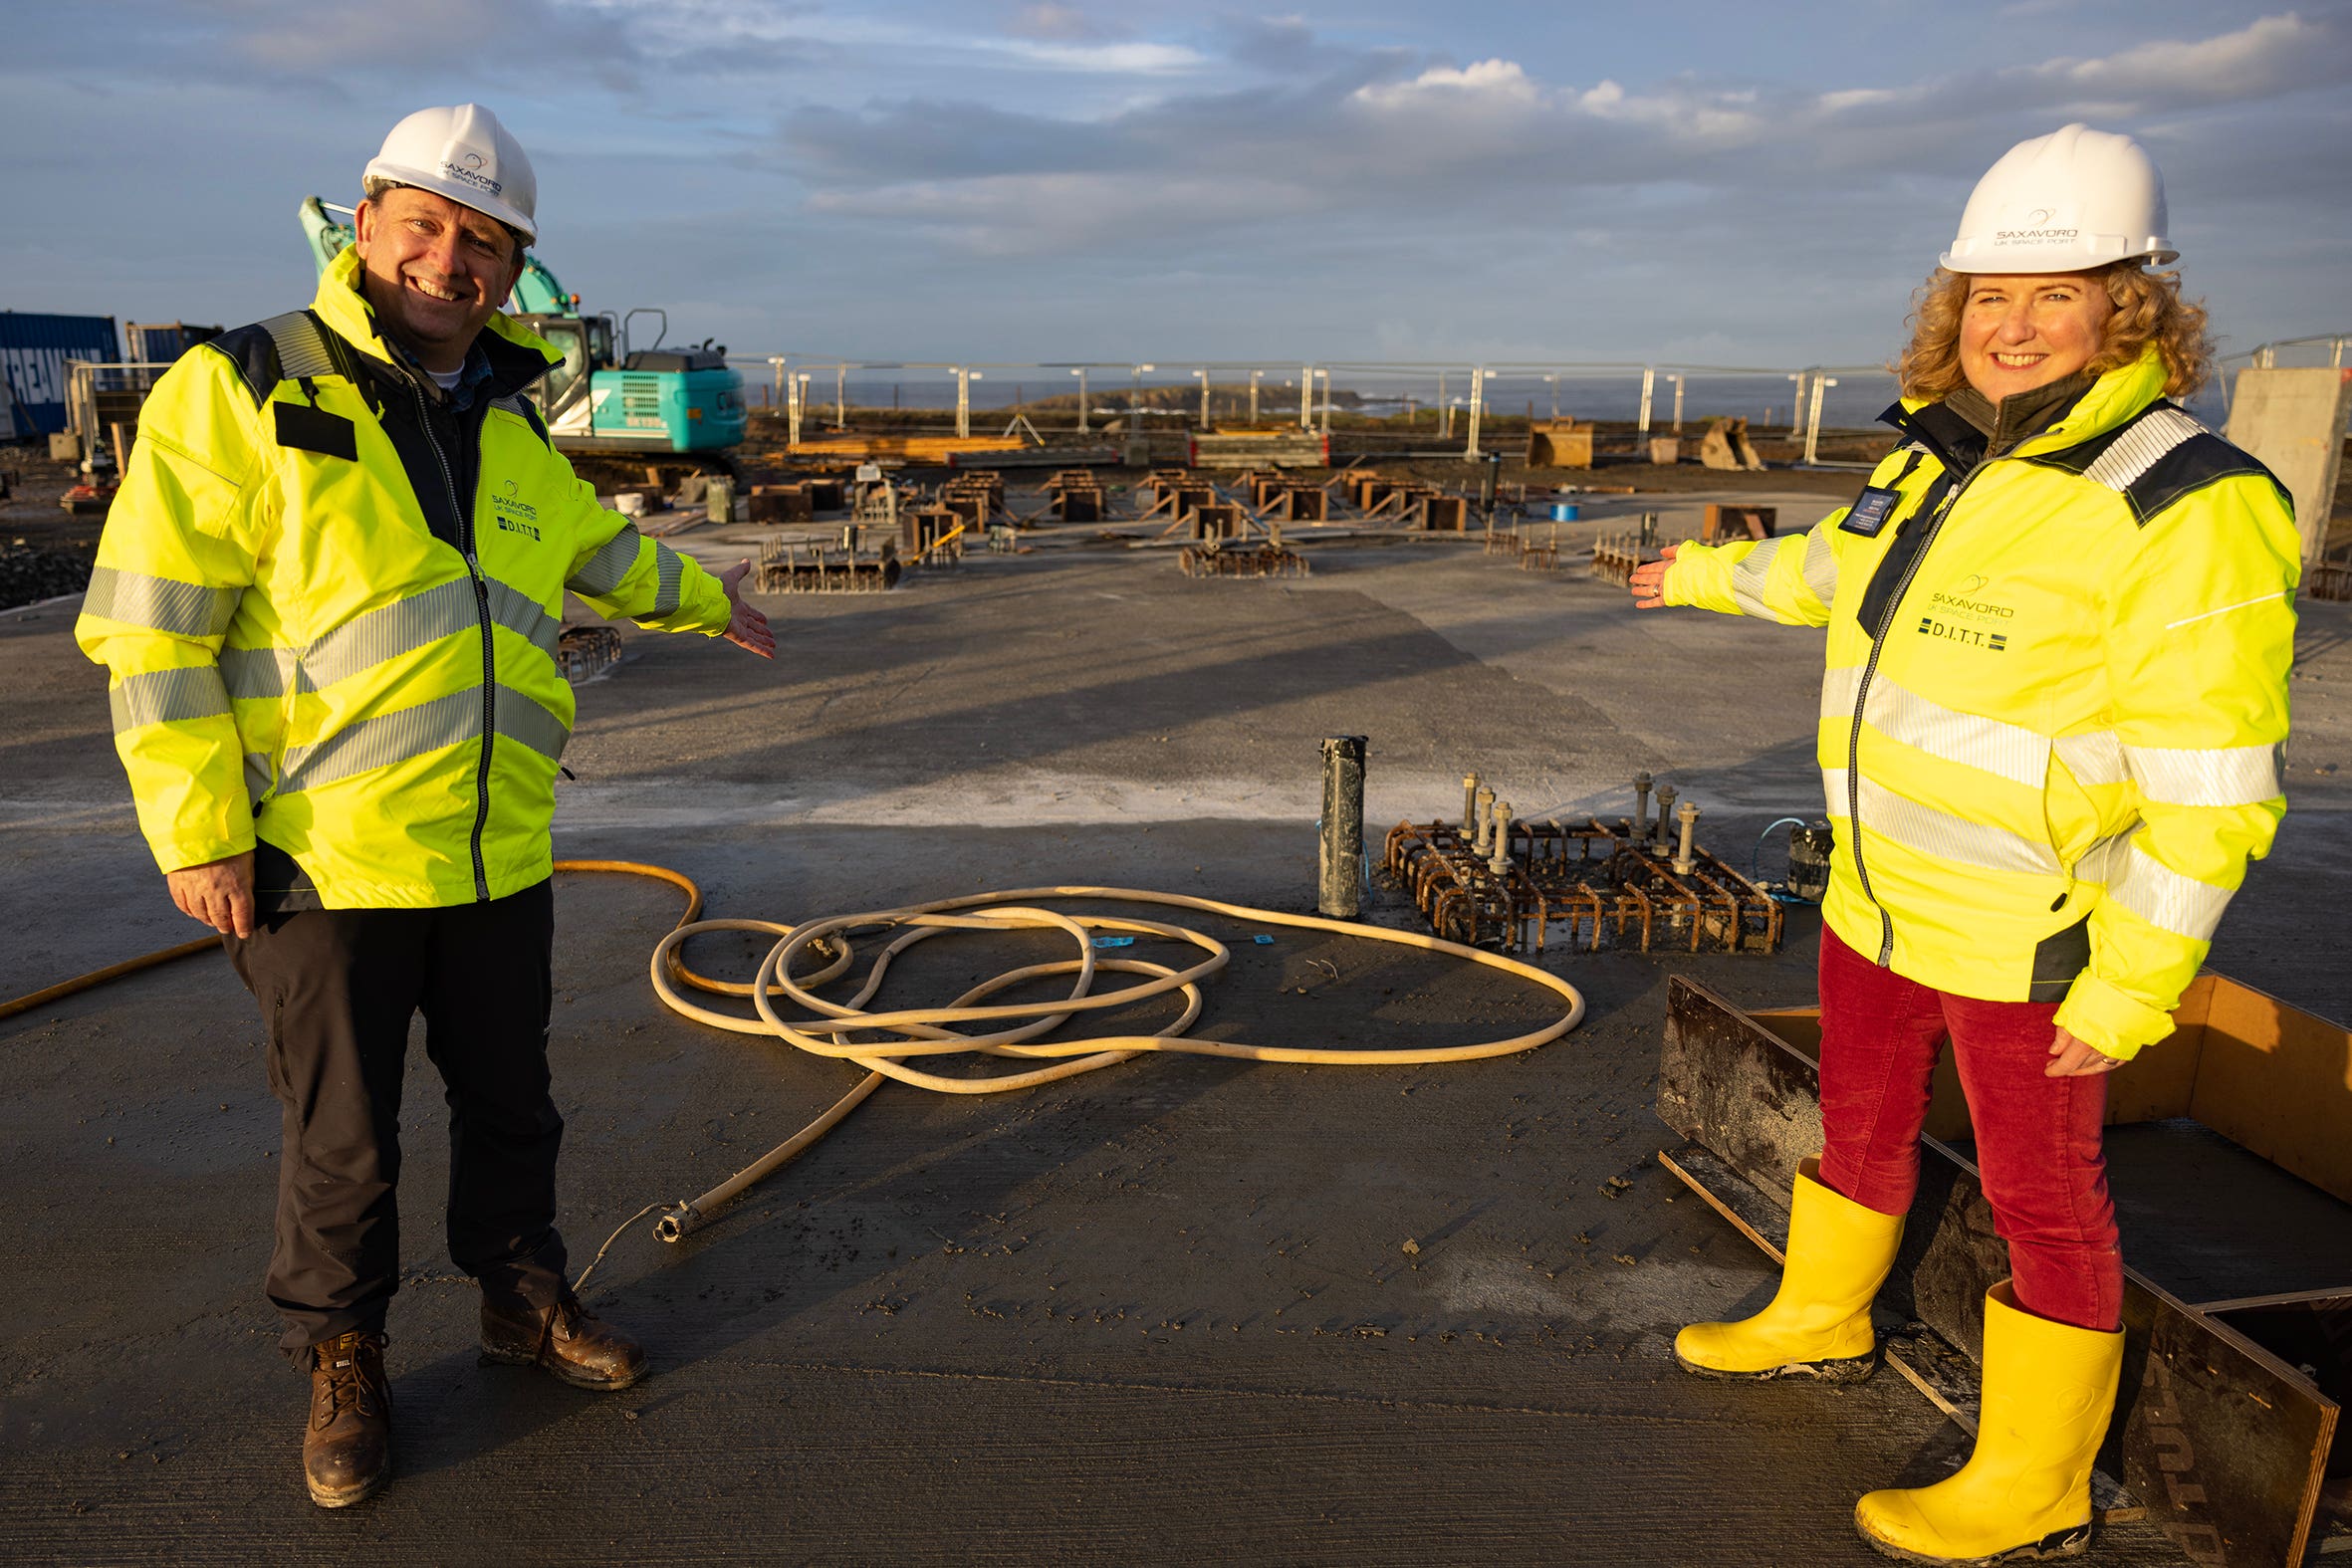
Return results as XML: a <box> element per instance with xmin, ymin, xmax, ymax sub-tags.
<box><xmin>1854</xmin><ymin>1282</ymin><xmax>2123</xmax><ymax>1564</ymax></box>
<box><xmin>1675</xmin><ymin>1158</ymin><xmax>1904</xmax><ymax>1380</ymax></box>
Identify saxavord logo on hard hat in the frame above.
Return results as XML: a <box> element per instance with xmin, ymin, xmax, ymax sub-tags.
<box><xmin>1995</xmin><ymin>204</ymin><xmax>2076</xmax><ymax>247</ymax></box>
<box><xmin>440</xmin><ymin>151</ymin><xmax>504</xmax><ymax>197</ymax></box>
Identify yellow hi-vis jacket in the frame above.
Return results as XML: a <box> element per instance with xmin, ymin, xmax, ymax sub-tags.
<box><xmin>1663</xmin><ymin>348</ymin><xmax>2297</xmax><ymax>1059</ymax></box>
<box><xmin>77</xmin><ymin>248</ymin><xmax>732</xmax><ymax>908</ymax></box>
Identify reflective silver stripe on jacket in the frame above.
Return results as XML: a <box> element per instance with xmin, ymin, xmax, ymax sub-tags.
<box><xmin>2123</xmin><ymin>742</ymin><xmax>2282</xmax><ymax>808</ymax></box>
<box><xmin>650</xmin><ymin>542</ymin><xmax>685</xmax><ymax>617</ymax></box>
<box><xmin>277</xmin><ymin>684</ymin><xmax>571</xmax><ymax>793</ymax></box>
<box><xmin>1821</xmin><ymin>767</ymin><xmax>2058</xmax><ymax>876</ymax></box>
<box><xmin>258</xmin><ymin>311</ymin><xmax>338</xmax><ymax>382</ymax></box>
<box><xmin>278</xmin><ymin>688</ymin><xmax>482</xmax><ymax>793</ymax></box>
<box><xmin>220</xmin><ymin>579</ymin><xmax>562</xmax><ymax>700</ymax></box>
<box><xmin>220</xmin><ymin>646</ymin><xmax>305</xmax><ymax>701</ymax></box>
<box><xmin>494</xmin><ymin>684</ymin><xmax>571</xmax><ymax>764</ymax></box>
<box><xmin>304</xmin><ymin>578</ymin><xmax>479</xmax><ymax>688</ymax></box>
<box><xmin>484</xmin><ymin>579</ymin><xmax>563</xmax><ymax>663</ymax></box>
<box><xmin>1866</xmin><ymin>674</ymin><xmax>2049</xmax><ymax>789</ymax></box>
<box><xmin>2052</xmin><ymin>731</ymin><xmax>2130</xmax><ymax>788</ymax></box>
<box><xmin>2104</xmin><ymin>841</ymin><xmax>2234</xmax><ymax>940</ymax></box>
<box><xmin>1801</xmin><ymin>530</ymin><xmax>1837</xmax><ymax>606</ymax></box>
<box><xmin>83</xmin><ymin>566</ymin><xmax>239</xmax><ymax>638</ymax></box>
<box><xmin>1821</xmin><ymin>669</ymin><xmax>2049</xmax><ymax>790</ymax></box>
<box><xmin>568</xmin><ymin>525</ymin><xmax>643</xmax><ymax>597</ymax></box>
<box><xmin>108</xmin><ymin>665</ymin><xmax>232</xmax><ymax>734</ymax></box>
<box><xmin>1821</xmin><ymin>665</ymin><xmax>1861</xmax><ymax>724</ymax></box>
<box><xmin>2081</xmin><ymin>406</ymin><xmax>2205</xmax><ymax>492</ymax></box>
<box><xmin>243</xmin><ymin>752</ymin><xmax>274</xmax><ymax>803</ymax></box>
<box><xmin>1730</xmin><ymin>549</ymin><xmax>1773</xmax><ymax>618</ymax></box>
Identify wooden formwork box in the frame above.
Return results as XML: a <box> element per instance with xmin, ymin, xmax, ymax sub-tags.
<box><xmin>1418</xmin><ymin>495</ymin><xmax>1469</xmax><ymax>532</ymax></box>
<box><xmin>1526</xmin><ymin>419</ymin><xmax>1594</xmax><ymax>469</ymax></box>
<box><xmin>1657</xmin><ymin>974</ymin><xmax>2352</xmax><ymax>1566</ymax></box>
<box><xmin>901</xmin><ymin>507</ymin><xmax>962</xmax><ymax>556</ymax></box>
<box><xmin>1278</xmin><ymin>486</ymin><xmax>1327</xmax><ymax>523</ymax></box>
<box><xmin>1189</xmin><ymin>503</ymin><xmax>1243</xmax><ymax>542</ymax></box>
<box><xmin>1700</xmin><ymin>504</ymin><xmax>1777</xmax><ymax>543</ymax></box>
<box><xmin>750</xmin><ymin>484</ymin><xmax>813</xmax><ymax>524</ymax></box>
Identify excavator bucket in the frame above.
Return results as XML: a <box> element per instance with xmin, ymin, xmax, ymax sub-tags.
<box><xmin>1699</xmin><ymin>416</ymin><xmax>1766</xmax><ymax>472</ymax></box>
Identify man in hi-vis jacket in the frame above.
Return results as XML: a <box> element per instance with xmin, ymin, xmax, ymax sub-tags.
<box><xmin>77</xmin><ymin>103</ymin><xmax>774</xmax><ymax>1507</ymax></box>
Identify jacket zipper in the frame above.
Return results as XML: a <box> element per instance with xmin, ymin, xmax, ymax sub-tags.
<box><xmin>1845</xmin><ymin>442</ymin><xmax>1989</xmax><ymax>966</ymax></box>
<box><xmin>410</xmin><ymin>379</ymin><xmax>497</xmax><ymax>903</ymax></box>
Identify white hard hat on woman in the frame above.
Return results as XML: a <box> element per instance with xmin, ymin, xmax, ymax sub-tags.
<box><xmin>1942</xmin><ymin>121</ymin><xmax>2175</xmax><ymax>274</ymax></box>
<box><xmin>1634</xmin><ymin>121</ymin><xmax>2300</xmax><ymax>1567</ymax></box>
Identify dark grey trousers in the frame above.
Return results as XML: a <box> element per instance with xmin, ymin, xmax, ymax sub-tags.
<box><xmin>224</xmin><ymin>878</ymin><xmax>568</xmax><ymax>1360</ymax></box>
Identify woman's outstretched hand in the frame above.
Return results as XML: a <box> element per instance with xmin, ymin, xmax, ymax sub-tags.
<box><xmin>1629</xmin><ymin>544</ymin><xmax>1680</xmax><ymax>609</ymax></box>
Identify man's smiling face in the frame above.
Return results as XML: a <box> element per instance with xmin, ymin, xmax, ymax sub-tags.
<box><xmin>353</xmin><ymin>184</ymin><xmax>524</xmax><ymax>373</ymax></box>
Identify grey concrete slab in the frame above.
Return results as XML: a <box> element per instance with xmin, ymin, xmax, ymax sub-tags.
<box><xmin>7</xmin><ymin>540</ymin><xmax>2344</xmax><ymax>1562</ymax></box>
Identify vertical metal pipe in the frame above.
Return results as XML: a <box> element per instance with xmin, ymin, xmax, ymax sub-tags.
<box><xmin>1474</xmin><ymin>785</ymin><xmax>1496</xmax><ymax>854</ymax></box>
<box><xmin>1632</xmin><ymin>772</ymin><xmax>1653</xmax><ymax>838</ymax></box>
<box><xmin>1488</xmin><ymin>800</ymin><xmax>1513</xmax><ymax>875</ymax></box>
<box><xmin>1462</xmin><ymin>774</ymin><xmax>1481</xmax><ymax>836</ymax></box>
<box><xmin>1318</xmin><ymin>736</ymin><xmax>1368</xmax><ymax>919</ymax></box>
<box><xmin>1652</xmin><ymin>784</ymin><xmax>1676</xmax><ymax>854</ymax></box>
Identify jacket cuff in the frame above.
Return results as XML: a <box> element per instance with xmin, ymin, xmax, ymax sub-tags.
<box><xmin>1660</xmin><ymin>547</ymin><xmax>1711</xmax><ymax>607</ymax></box>
<box><xmin>152</xmin><ymin>832</ymin><xmax>255</xmax><ymax>877</ymax></box>
<box><xmin>2052</xmin><ymin>973</ymin><xmax>2180</xmax><ymax>1061</ymax></box>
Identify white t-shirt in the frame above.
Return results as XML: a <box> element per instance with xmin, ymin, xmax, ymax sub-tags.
<box><xmin>428</xmin><ymin>365</ymin><xmax>464</xmax><ymax>392</ymax></box>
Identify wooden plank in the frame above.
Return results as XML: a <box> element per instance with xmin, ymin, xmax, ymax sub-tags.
<box><xmin>1660</xmin><ymin>977</ymin><xmax>2340</xmax><ymax>1567</ymax></box>
<box><xmin>2187</xmin><ymin>975</ymin><xmax>2352</xmax><ymax>1205</ymax></box>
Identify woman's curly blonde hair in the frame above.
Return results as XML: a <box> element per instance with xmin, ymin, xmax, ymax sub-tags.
<box><xmin>1895</xmin><ymin>265</ymin><xmax>2215</xmax><ymax>400</ymax></box>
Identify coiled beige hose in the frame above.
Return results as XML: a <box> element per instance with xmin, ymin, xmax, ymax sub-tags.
<box><xmin>580</xmin><ymin>863</ymin><xmax>1587</xmax><ymax>1244</ymax></box>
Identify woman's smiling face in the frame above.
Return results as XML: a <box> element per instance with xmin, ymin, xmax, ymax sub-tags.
<box><xmin>1958</xmin><ymin>273</ymin><xmax>2114</xmax><ymax>402</ymax></box>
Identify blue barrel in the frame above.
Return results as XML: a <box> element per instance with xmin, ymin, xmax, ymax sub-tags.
<box><xmin>1549</xmin><ymin>502</ymin><xmax>1580</xmax><ymax>523</ymax></box>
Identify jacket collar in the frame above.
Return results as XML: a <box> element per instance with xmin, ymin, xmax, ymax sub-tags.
<box><xmin>1880</xmin><ymin>345</ymin><xmax>2171</xmax><ymax>471</ymax></box>
<box><xmin>313</xmin><ymin>245</ymin><xmax>561</xmax><ymax>399</ymax></box>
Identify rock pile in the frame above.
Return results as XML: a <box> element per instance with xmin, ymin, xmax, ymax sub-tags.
<box><xmin>1</xmin><ymin>543</ymin><xmax>95</xmax><ymax>612</ymax></box>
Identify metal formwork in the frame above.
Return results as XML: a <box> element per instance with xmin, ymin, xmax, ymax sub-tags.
<box><xmin>1179</xmin><ymin>539</ymin><xmax>1308</xmax><ymax>578</ymax></box>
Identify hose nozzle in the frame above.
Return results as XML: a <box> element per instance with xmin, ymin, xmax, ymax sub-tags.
<box><xmin>653</xmin><ymin>1202</ymin><xmax>705</xmax><ymax>1244</ymax></box>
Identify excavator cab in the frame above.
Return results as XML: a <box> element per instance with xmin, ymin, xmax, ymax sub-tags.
<box><xmin>524</xmin><ymin>314</ymin><xmax>614</xmax><ymax>424</ymax></box>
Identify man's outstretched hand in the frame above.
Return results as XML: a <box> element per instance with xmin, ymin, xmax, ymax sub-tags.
<box><xmin>1628</xmin><ymin>544</ymin><xmax>1681</xmax><ymax>608</ymax></box>
<box><xmin>167</xmin><ymin>849</ymin><xmax>254</xmax><ymax>939</ymax></box>
<box><xmin>718</xmin><ymin>560</ymin><xmax>775</xmax><ymax>659</ymax></box>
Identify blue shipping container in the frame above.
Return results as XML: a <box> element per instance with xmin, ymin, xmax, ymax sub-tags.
<box><xmin>0</xmin><ymin>311</ymin><xmax>120</xmax><ymax>439</ymax></box>
<box><xmin>127</xmin><ymin>322</ymin><xmax>222</xmax><ymax>364</ymax></box>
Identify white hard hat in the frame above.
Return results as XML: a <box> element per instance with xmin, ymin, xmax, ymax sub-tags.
<box><xmin>362</xmin><ymin>104</ymin><xmax>537</xmax><ymax>244</ymax></box>
<box><xmin>1942</xmin><ymin>123</ymin><xmax>2175</xmax><ymax>274</ymax></box>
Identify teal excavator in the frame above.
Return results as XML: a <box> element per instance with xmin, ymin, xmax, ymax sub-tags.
<box><xmin>299</xmin><ymin>197</ymin><xmax>746</xmax><ymax>458</ymax></box>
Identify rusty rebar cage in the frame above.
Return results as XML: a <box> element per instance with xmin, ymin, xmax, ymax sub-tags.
<box><xmin>1383</xmin><ymin>816</ymin><xmax>1781</xmax><ymax>955</ymax></box>
<box><xmin>1178</xmin><ymin>542</ymin><xmax>1309</xmax><ymax>578</ymax></box>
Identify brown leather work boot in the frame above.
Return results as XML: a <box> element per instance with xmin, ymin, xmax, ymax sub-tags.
<box><xmin>304</xmin><ymin>1330</ymin><xmax>390</xmax><ymax>1508</ymax></box>
<box><xmin>480</xmin><ymin>1292</ymin><xmax>646</xmax><ymax>1390</ymax></box>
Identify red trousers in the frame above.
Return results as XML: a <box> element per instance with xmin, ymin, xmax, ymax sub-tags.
<box><xmin>1815</xmin><ymin>926</ymin><xmax>2122</xmax><ymax>1332</ymax></box>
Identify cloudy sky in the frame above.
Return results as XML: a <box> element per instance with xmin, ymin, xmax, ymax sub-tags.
<box><xmin>5</xmin><ymin>1</ymin><xmax>2348</xmax><ymax>373</ymax></box>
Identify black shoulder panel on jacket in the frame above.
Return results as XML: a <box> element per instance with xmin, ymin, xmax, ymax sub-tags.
<box><xmin>199</xmin><ymin>324</ymin><xmax>286</xmax><ymax>410</ymax></box>
<box><xmin>2119</xmin><ymin>431</ymin><xmax>2288</xmax><ymax>528</ymax></box>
